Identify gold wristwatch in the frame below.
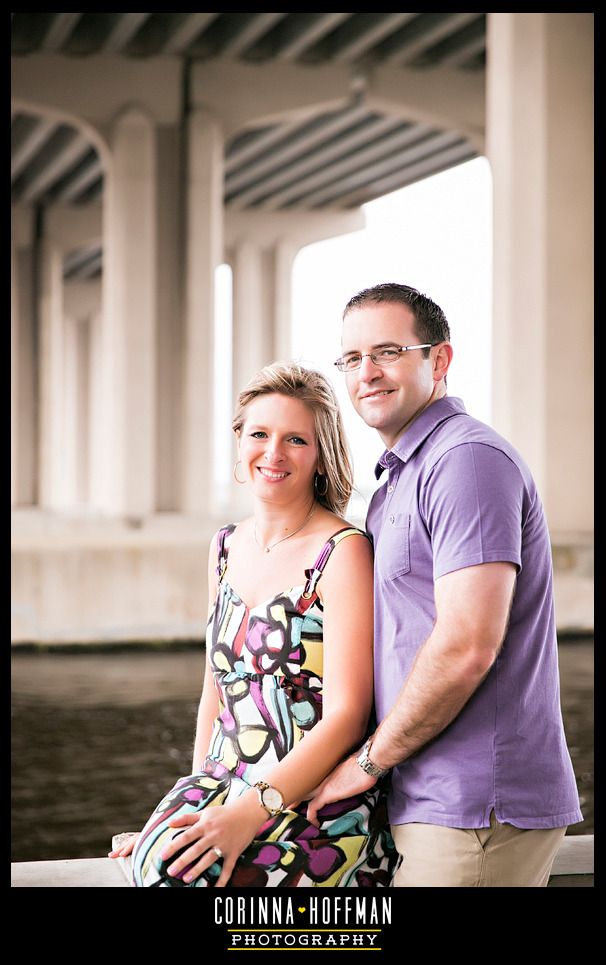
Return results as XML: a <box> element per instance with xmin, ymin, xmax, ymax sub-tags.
<box><xmin>253</xmin><ymin>781</ymin><xmax>285</xmax><ymax>817</ymax></box>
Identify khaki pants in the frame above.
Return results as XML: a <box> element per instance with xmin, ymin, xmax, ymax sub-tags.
<box><xmin>391</xmin><ymin>810</ymin><xmax>566</xmax><ymax>887</ymax></box>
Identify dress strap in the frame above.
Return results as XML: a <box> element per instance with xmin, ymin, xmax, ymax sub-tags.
<box><xmin>301</xmin><ymin>526</ymin><xmax>369</xmax><ymax>600</ymax></box>
<box><xmin>216</xmin><ymin>524</ymin><xmax>236</xmax><ymax>582</ymax></box>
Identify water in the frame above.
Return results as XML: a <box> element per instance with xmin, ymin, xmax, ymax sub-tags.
<box><xmin>11</xmin><ymin>640</ymin><xmax>593</xmax><ymax>863</ymax></box>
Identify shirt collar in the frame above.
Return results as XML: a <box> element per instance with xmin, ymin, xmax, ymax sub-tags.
<box><xmin>374</xmin><ymin>397</ymin><xmax>468</xmax><ymax>478</ymax></box>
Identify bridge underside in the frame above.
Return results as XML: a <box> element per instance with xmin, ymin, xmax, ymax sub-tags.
<box><xmin>11</xmin><ymin>13</ymin><xmax>593</xmax><ymax>641</ymax></box>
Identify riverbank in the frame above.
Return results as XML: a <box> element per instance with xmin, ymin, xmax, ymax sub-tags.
<box><xmin>11</xmin><ymin>640</ymin><xmax>593</xmax><ymax>863</ymax></box>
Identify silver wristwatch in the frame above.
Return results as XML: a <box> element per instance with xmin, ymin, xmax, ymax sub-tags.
<box><xmin>253</xmin><ymin>781</ymin><xmax>285</xmax><ymax>817</ymax></box>
<box><xmin>356</xmin><ymin>738</ymin><xmax>388</xmax><ymax>779</ymax></box>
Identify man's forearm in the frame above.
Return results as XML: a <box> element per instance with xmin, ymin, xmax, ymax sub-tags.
<box><xmin>370</xmin><ymin>626</ymin><xmax>496</xmax><ymax>771</ymax></box>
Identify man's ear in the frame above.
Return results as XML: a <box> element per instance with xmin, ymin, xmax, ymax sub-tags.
<box><xmin>433</xmin><ymin>342</ymin><xmax>453</xmax><ymax>383</ymax></box>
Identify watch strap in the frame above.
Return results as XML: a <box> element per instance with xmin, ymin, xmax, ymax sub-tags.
<box><xmin>356</xmin><ymin>738</ymin><xmax>388</xmax><ymax>779</ymax></box>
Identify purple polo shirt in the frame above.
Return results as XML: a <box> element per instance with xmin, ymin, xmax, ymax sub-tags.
<box><xmin>367</xmin><ymin>396</ymin><xmax>582</xmax><ymax>830</ymax></box>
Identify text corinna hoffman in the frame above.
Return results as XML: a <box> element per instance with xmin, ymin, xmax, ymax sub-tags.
<box><xmin>214</xmin><ymin>896</ymin><xmax>392</xmax><ymax>926</ymax></box>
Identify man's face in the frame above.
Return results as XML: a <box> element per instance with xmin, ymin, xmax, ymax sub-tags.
<box><xmin>342</xmin><ymin>302</ymin><xmax>439</xmax><ymax>448</ymax></box>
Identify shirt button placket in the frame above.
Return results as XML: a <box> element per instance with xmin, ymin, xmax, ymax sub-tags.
<box><xmin>386</xmin><ymin>464</ymin><xmax>398</xmax><ymax>515</ymax></box>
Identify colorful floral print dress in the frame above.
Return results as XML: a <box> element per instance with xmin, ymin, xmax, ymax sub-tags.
<box><xmin>131</xmin><ymin>525</ymin><xmax>398</xmax><ymax>887</ymax></box>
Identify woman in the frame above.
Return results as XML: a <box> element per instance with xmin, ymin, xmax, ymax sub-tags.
<box><xmin>111</xmin><ymin>362</ymin><xmax>397</xmax><ymax>887</ymax></box>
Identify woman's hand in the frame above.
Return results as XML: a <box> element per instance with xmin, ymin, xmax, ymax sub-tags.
<box><xmin>161</xmin><ymin>791</ymin><xmax>267</xmax><ymax>887</ymax></box>
<box><xmin>108</xmin><ymin>831</ymin><xmax>139</xmax><ymax>859</ymax></box>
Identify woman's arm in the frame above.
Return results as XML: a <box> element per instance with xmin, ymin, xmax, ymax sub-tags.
<box><xmin>258</xmin><ymin>530</ymin><xmax>374</xmax><ymax>800</ymax></box>
<box><xmin>192</xmin><ymin>534</ymin><xmax>222</xmax><ymax>772</ymax></box>
<box><xmin>109</xmin><ymin>533</ymin><xmax>223</xmax><ymax>861</ymax></box>
<box><xmin>161</xmin><ymin>532</ymin><xmax>375</xmax><ymax>885</ymax></box>
<box><xmin>192</xmin><ymin>657</ymin><xmax>219</xmax><ymax>773</ymax></box>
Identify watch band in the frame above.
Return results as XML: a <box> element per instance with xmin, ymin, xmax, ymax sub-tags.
<box><xmin>356</xmin><ymin>738</ymin><xmax>388</xmax><ymax>779</ymax></box>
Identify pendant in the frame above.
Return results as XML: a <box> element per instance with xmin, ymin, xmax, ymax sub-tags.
<box><xmin>265</xmin><ymin>547</ymin><xmax>270</xmax><ymax>553</ymax></box>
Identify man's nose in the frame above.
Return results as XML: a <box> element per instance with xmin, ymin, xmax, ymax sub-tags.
<box><xmin>357</xmin><ymin>353</ymin><xmax>382</xmax><ymax>380</ymax></box>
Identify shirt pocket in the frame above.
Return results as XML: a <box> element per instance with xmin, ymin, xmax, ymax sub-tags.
<box><xmin>378</xmin><ymin>512</ymin><xmax>411</xmax><ymax>581</ymax></box>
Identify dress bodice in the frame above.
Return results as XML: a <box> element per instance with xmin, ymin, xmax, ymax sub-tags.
<box><xmin>204</xmin><ymin>524</ymin><xmax>366</xmax><ymax>782</ymax></box>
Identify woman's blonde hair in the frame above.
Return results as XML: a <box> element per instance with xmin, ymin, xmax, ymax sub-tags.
<box><xmin>232</xmin><ymin>362</ymin><xmax>354</xmax><ymax>517</ymax></box>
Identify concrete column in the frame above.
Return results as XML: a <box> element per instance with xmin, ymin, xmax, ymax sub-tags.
<box><xmin>272</xmin><ymin>239</ymin><xmax>296</xmax><ymax>363</ymax></box>
<box><xmin>486</xmin><ymin>13</ymin><xmax>593</xmax><ymax>534</ymax></box>
<box><xmin>542</xmin><ymin>16</ymin><xmax>593</xmax><ymax>537</ymax></box>
<box><xmin>223</xmin><ymin>210</ymin><xmax>362</xmax><ymax>514</ymax></box>
<box><xmin>37</xmin><ymin>239</ymin><xmax>65</xmax><ymax>509</ymax></box>
<box><xmin>100</xmin><ymin>107</ymin><xmax>158</xmax><ymax>517</ymax></box>
<box><xmin>11</xmin><ymin>242</ymin><xmax>19</xmax><ymax>507</ymax></box>
<box><xmin>224</xmin><ymin>208</ymin><xmax>363</xmax><ymax>364</ymax></box>
<box><xmin>62</xmin><ymin>313</ymin><xmax>78</xmax><ymax>508</ymax></box>
<box><xmin>155</xmin><ymin>125</ymin><xmax>182</xmax><ymax>512</ymax></box>
<box><xmin>74</xmin><ymin>319</ymin><xmax>91</xmax><ymax>507</ymax></box>
<box><xmin>88</xmin><ymin>304</ymin><xmax>104</xmax><ymax>510</ymax></box>
<box><xmin>13</xmin><ymin>247</ymin><xmax>36</xmax><ymax>505</ymax></box>
<box><xmin>62</xmin><ymin>315</ymin><xmax>91</xmax><ymax>508</ymax></box>
<box><xmin>231</xmin><ymin>239</ymin><xmax>274</xmax><ymax>403</ymax></box>
<box><xmin>486</xmin><ymin>13</ymin><xmax>547</xmax><ymax>492</ymax></box>
<box><xmin>181</xmin><ymin>108</ymin><xmax>224</xmax><ymax>516</ymax></box>
<box><xmin>228</xmin><ymin>239</ymin><xmax>276</xmax><ymax>515</ymax></box>
<box><xmin>230</xmin><ymin>236</ymin><xmax>296</xmax><ymax>404</ymax></box>
<box><xmin>63</xmin><ymin>280</ymin><xmax>101</xmax><ymax>511</ymax></box>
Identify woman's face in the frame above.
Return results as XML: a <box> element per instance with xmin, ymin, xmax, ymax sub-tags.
<box><xmin>238</xmin><ymin>393</ymin><xmax>319</xmax><ymax>503</ymax></box>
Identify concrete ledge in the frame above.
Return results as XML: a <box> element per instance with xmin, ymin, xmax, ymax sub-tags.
<box><xmin>11</xmin><ymin>511</ymin><xmax>218</xmax><ymax>645</ymax></box>
<box><xmin>11</xmin><ymin>511</ymin><xmax>593</xmax><ymax>642</ymax></box>
<box><xmin>11</xmin><ymin>857</ymin><xmax>130</xmax><ymax>887</ymax></box>
<box><xmin>550</xmin><ymin>833</ymin><xmax>594</xmax><ymax>875</ymax></box>
<box><xmin>11</xmin><ymin>834</ymin><xmax>593</xmax><ymax>888</ymax></box>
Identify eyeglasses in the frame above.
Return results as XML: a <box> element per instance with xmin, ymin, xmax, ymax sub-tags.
<box><xmin>334</xmin><ymin>344</ymin><xmax>436</xmax><ymax>373</ymax></box>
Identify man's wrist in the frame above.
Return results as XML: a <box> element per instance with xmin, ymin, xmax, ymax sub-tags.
<box><xmin>355</xmin><ymin>737</ymin><xmax>389</xmax><ymax>778</ymax></box>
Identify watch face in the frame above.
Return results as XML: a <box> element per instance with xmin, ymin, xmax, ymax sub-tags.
<box><xmin>262</xmin><ymin>787</ymin><xmax>283</xmax><ymax>810</ymax></box>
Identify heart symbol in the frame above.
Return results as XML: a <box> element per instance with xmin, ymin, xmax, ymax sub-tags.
<box><xmin>298</xmin><ymin>907</ymin><xmax>306</xmax><ymax>913</ymax></box>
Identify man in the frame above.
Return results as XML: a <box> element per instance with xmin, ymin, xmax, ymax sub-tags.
<box><xmin>307</xmin><ymin>282</ymin><xmax>582</xmax><ymax>887</ymax></box>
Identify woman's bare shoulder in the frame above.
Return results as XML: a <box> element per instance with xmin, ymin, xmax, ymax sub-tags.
<box><xmin>312</xmin><ymin>513</ymin><xmax>372</xmax><ymax>601</ymax></box>
<box><xmin>314</xmin><ymin>510</ymin><xmax>369</xmax><ymax>547</ymax></box>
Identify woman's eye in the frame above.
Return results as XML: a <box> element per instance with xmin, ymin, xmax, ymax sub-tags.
<box><xmin>249</xmin><ymin>431</ymin><xmax>306</xmax><ymax>444</ymax></box>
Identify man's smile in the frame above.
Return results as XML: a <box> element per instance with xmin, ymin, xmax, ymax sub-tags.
<box><xmin>359</xmin><ymin>389</ymin><xmax>395</xmax><ymax>400</ymax></box>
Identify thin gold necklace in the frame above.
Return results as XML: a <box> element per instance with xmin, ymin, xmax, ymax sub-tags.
<box><xmin>254</xmin><ymin>502</ymin><xmax>316</xmax><ymax>554</ymax></box>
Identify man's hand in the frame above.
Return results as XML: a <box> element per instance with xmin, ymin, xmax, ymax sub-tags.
<box><xmin>306</xmin><ymin>755</ymin><xmax>377</xmax><ymax>826</ymax></box>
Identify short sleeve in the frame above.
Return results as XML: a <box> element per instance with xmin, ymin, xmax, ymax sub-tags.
<box><xmin>420</xmin><ymin>443</ymin><xmax>524</xmax><ymax>580</ymax></box>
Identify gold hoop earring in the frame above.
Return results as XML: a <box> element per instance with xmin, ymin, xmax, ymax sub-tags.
<box><xmin>233</xmin><ymin>460</ymin><xmax>247</xmax><ymax>485</ymax></box>
<box><xmin>314</xmin><ymin>473</ymin><xmax>328</xmax><ymax>497</ymax></box>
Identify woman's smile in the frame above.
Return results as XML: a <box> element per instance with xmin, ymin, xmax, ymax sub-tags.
<box><xmin>256</xmin><ymin>466</ymin><xmax>290</xmax><ymax>481</ymax></box>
